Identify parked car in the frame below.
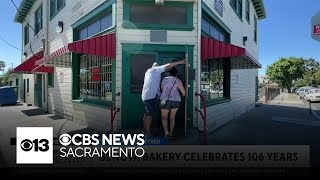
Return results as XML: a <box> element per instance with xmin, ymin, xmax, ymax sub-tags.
<box><xmin>296</xmin><ymin>88</ymin><xmax>302</xmax><ymax>95</ymax></box>
<box><xmin>298</xmin><ymin>86</ymin><xmax>315</xmax><ymax>99</ymax></box>
<box><xmin>305</xmin><ymin>89</ymin><xmax>320</xmax><ymax>102</ymax></box>
<box><xmin>0</xmin><ymin>86</ymin><xmax>18</xmax><ymax>105</ymax></box>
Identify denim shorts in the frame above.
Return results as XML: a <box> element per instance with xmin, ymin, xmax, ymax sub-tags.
<box><xmin>160</xmin><ymin>100</ymin><xmax>180</xmax><ymax>110</ymax></box>
<box><xmin>143</xmin><ymin>97</ymin><xmax>157</xmax><ymax>116</ymax></box>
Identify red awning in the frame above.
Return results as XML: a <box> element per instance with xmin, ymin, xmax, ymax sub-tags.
<box><xmin>13</xmin><ymin>51</ymin><xmax>51</xmax><ymax>73</ymax></box>
<box><xmin>201</xmin><ymin>36</ymin><xmax>262</xmax><ymax>69</ymax></box>
<box><xmin>35</xmin><ymin>33</ymin><xmax>116</xmax><ymax>66</ymax></box>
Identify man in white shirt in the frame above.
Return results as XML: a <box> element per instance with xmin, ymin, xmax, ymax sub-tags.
<box><xmin>142</xmin><ymin>60</ymin><xmax>186</xmax><ymax>137</ymax></box>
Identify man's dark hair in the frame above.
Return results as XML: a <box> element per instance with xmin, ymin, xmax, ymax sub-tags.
<box><xmin>169</xmin><ymin>67</ymin><xmax>178</xmax><ymax>76</ymax></box>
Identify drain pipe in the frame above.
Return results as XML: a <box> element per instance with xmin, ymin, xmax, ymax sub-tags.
<box><xmin>197</xmin><ymin>0</ymin><xmax>202</xmax><ymax>129</ymax></box>
<box><xmin>45</xmin><ymin>0</ymin><xmax>50</xmax><ymax>113</ymax></box>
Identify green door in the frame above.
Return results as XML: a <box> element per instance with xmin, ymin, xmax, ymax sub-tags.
<box><xmin>122</xmin><ymin>52</ymin><xmax>187</xmax><ymax>135</ymax></box>
<box><xmin>34</xmin><ymin>74</ymin><xmax>42</xmax><ymax>108</ymax></box>
<box><xmin>121</xmin><ymin>44</ymin><xmax>194</xmax><ymax>133</ymax></box>
<box><xmin>122</xmin><ymin>53</ymin><xmax>159</xmax><ymax>129</ymax></box>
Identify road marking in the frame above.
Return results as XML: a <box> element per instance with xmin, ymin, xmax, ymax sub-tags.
<box><xmin>272</xmin><ymin>116</ymin><xmax>320</xmax><ymax>127</ymax></box>
<box><xmin>312</xmin><ymin>110</ymin><xmax>320</xmax><ymax>121</ymax></box>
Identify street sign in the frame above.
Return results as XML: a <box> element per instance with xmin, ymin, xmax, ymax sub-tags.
<box><xmin>312</xmin><ymin>11</ymin><xmax>320</xmax><ymax>42</ymax></box>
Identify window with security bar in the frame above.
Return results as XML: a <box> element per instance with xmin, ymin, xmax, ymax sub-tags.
<box><xmin>79</xmin><ymin>55</ymin><xmax>112</xmax><ymax>102</ymax></box>
<box><xmin>201</xmin><ymin>59</ymin><xmax>230</xmax><ymax>102</ymax></box>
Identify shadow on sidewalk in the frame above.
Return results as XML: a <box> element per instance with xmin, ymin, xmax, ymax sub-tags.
<box><xmin>208</xmin><ymin>103</ymin><xmax>320</xmax><ymax>167</ymax></box>
<box><xmin>21</xmin><ymin>109</ymin><xmax>47</xmax><ymax>116</ymax></box>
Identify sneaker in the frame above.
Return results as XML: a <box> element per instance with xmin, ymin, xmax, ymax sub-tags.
<box><xmin>164</xmin><ymin>131</ymin><xmax>170</xmax><ymax>140</ymax></box>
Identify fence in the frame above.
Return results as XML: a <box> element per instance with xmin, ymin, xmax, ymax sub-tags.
<box><xmin>258</xmin><ymin>87</ymin><xmax>281</xmax><ymax>103</ymax></box>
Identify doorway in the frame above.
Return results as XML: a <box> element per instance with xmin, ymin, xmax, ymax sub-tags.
<box><xmin>121</xmin><ymin>44</ymin><xmax>194</xmax><ymax>136</ymax></box>
<box><xmin>34</xmin><ymin>74</ymin><xmax>42</xmax><ymax>108</ymax></box>
<box><xmin>23</xmin><ymin>79</ymin><xmax>26</xmax><ymax>102</ymax></box>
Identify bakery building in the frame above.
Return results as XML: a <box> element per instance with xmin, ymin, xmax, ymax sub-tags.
<box><xmin>13</xmin><ymin>0</ymin><xmax>266</xmax><ymax>136</ymax></box>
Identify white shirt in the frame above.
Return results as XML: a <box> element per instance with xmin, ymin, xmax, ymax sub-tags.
<box><xmin>141</xmin><ymin>65</ymin><xmax>166</xmax><ymax>101</ymax></box>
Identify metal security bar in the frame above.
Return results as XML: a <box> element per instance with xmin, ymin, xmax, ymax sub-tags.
<box><xmin>201</xmin><ymin>59</ymin><xmax>224</xmax><ymax>100</ymax></box>
<box><xmin>79</xmin><ymin>55</ymin><xmax>112</xmax><ymax>101</ymax></box>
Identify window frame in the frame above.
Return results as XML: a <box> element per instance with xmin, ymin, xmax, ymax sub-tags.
<box><xmin>27</xmin><ymin>78</ymin><xmax>29</xmax><ymax>93</ymax></box>
<box><xmin>34</xmin><ymin>4</ymin><xmax>43</xmax><ymax>35</ymax></box>
<box><xmin>77</xmin><ymin>10</ymin><xmax>113</xmax><ymax>41</ymax></box>
<box><xmin>50</xmin><ymin>0</ymin><xmax>65</xmax><ymax>20</ymax></box>
<box><xmin>245</xmin><ymin>0</ymin><xmax>250</xmax><ymax>24</ymax></box>
<box><xmin>201</xmin><ymin>15</ymin><xmax>230</xmax><ymax>43</ymax></box>
<box><xmin>254</xmin><ymin>15</ymin><xmax>258</xmax><ymax>43</ymax></box>
<box><xmin>201</xmin><ymin>5</ymin><xmax>232</xmax><ymax>107</ymax></box>
<box><xmin>72</xmin><ymin>1</ymin><xmax>116</xmax><ymax>109</ymax></box>
<box><xmin>48</xmin><ymin>73</ymin><xmax>54</xmax><ymax>88</ymax></box>
<box><xmin>200</xmin><ymin>58</ymin><xmax>231</xmax><ymax>107</ymax></box>
<box><xmin>230</xmin><ymin>0</ymin><xmax>243</xmax><ymax>21</ymax></box>
<box><xmin>123</xmin><ymin>0</ymin><xmax>194</xmax><ymax>31</ymax></box>
<box><xmin>24</xmin><ymin>25</ymin><xmax>29</xmax><ymax>46</ymax></box>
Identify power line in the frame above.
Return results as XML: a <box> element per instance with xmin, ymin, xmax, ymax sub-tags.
<box><xmin>10</xmin><ymin>0</ymin><xmax>38</xmax><ymax>39</ymax></box>
<box><xmin>10</xmin><ymin>0</ymin><xmax>40</xmax><ymax>58</ymax></box>
<box><xmin>16</xmin><ymin>0</ymin><xmax>56</xmax><ymax>40</ymax></box>
<box><xmin>0</xmin><ymin>36</ymin><xmax>21</xmax><ymax>51</ymax></box>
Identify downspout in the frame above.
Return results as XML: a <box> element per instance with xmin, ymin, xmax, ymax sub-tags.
<box><xmin>197</xmin><ymin>0</ymin><xmax>202</xmax><ymax>130</ymax></box>
<box><xmin>45</xmin><ymin>0</ymin><xmax>49</xmax><ymax>112</ymax></box>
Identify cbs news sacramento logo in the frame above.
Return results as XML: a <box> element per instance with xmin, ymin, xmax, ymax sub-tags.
<box><xmin>16</xmin><ymin>127</ymin><xmax>145</xmax><ymax>164</ymax></box>
<box><xmin>16</xmin><ymin>127</ymin><xmax>53</xmax><ymax>164</ymax></box>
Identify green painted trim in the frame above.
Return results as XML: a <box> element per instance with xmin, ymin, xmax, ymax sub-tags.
<box><xmin>49</xmin><ymin>0</ymin><xmax>66</xmax><ymax>20</ymax></box>
<box><xmin>201</xmin><ymin>16</ymin><xmax>231</xmax><ymax>43</ymax></box>
<box><xmin>201</xmin><ymin>1</ymin><xmax>232</xmax><ymax>34</ymax></box>
<box><xmin>123</xmin><ymin>0</ymin><xmax>194</xmax><ymax>31</ymax></box>
<box><xmin>34</xmin><ymin>4</ymin><xmax>43</xmax><ymax>35</ymax></box>
<box><xmin>47</xmin><ymin>72</ymin><xmax>54</xmax><ymax>88</ymax></box>
<box><xmin>72</xmin><ymin>0</ymin><xmax>115</xmax><ymax>30</ymax></box>
<box><xmin>229</xmin><ymin>0</ymin><xmax>243</xmax><ymax>22</ymax></box>
<box><xmin>14</xmin><ymin>0</ymin><xmax>36</xmax><ymax>23</ymax></box>
<box><xmin>121</xmin><ymin>43</ymin><xmax>195</xmax><ymax>51</ymax></box>
<box><xmin>121</xmin><ymin>43</ymin><xmax>194</xmax><ymax>128</ymax></box>
<box><xmin>245</xmin><ymin>0</ymin><xmax>250</xmax><ymax>24</ymax></box>
<box><xmin>111</xmin><ymin>60</ymin><xmax>116</xmax><ymax>104</ymax></box>
<box><xmin>71</xmin><ymin>53</ymin><xmax>79</xmax><ymax>100</ymax></box>
<box><xmin>202</xmin><ymin>98</ymin><xmax>232</xmax><ymax>108</ymax></box>
<box><xmin>122</xmin><ymin>23</ymin><xmax>194</xmax><ymax>31</ymax></box>
<box><xmin>24</xmin><ymin>25</ymin><xmax>29</xmax><ymax>46</ymax></box>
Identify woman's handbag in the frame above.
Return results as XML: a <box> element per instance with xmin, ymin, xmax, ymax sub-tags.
<box><xmin>160</xmin><ymin>78</ymin><xmax>177</xmax><ymax>107</ymax></box>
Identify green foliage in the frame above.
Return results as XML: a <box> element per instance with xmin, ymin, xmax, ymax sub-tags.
<box><xmin>266</xmin><ymin>57</ymin><xmax>305</xmax><ymax>91</ymax></box>
<box><xmin>0</xmin><ymin>60</ymin><xmax>5</xmax><ymax>71</ymax></box>
<box><xmin>0</xmin><ymin>68</ymin><xmax>13</xmax><ymax>86</ymax></box>
<box><xmin>270</xmin><ymin>58</ymin><xmax>320</xmax><ymax>89</ymax></box>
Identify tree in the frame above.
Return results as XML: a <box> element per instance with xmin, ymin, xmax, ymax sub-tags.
<box><xmin>0</xmin><ymin>68</ymin><xmax>13</xmax><ymax>86</ymax></box>
<box><xmin>304</xmin><ymin>58</ymin><xmax>320</xmax><ymax>73</ymax></box>
<box><xmin>0</xmin><ymin>60</ymin><xmax>5</xmax><ymax>71</ymax></box>
<box><xmin>266</xmin><ymin>57</ymin><xmax>305</xmax><ymax>92</ymax></box>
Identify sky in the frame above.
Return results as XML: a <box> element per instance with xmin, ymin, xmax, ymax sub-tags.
<box><xmin>0</xmin><ymin>0</ymin><xmax>319</xmax><ymax>75</ymax></box>
<box><xmin>0</xmin><ymin>0</ymin><xmax>21</xmax><ymax>74</ymax></box>
<box><xmin>259</xmin><ymin>0</ymin><xmax>320</xmax><ymax>75</ymax></box>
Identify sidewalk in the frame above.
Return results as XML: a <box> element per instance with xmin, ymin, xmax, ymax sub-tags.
<box><xmin>2</xmin><ymin>95</ymin><xmax>320</xmax><ymax>167</ymax></box>
<box><xmin>206</xmin><ymin>92</ymin><xmax>320</xmax><ymax>167</ymax></box>
<box><xmin>0</xmin><ymin>103</ymin><xmax>94</xmax><ymax>167</ymax></box>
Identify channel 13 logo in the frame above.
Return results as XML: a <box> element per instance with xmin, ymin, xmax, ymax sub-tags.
<box><xmin>16</xmin><ymin>127</ymin><xmax>53</xmax><ymax>164</ymax></box>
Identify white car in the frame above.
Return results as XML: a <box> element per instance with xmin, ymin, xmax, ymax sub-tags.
<box><xmin>305</xmin><ymin>89</ymin><xmax>320</xmax><ymax>102</ymax></box>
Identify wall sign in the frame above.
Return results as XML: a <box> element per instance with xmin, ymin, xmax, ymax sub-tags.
<box><xmin>312</xmin><ymin>11</ymin><xmax>320</xmax><ymax>42</ymax></box>
<box><xmin>91</xmin><ymin>67</ymin><xmax>100</xmax><ymax>82</ymax></box>
<box><xmin>314</xmin><ymin>25</ymin><xmax>320</xmax><ymax>35</ymax></box>
<box><xmin>105</xmin><ymin>81</ymin><xmax>111</xmax><ymax>92</ymax></box>
<box><xmin>214</xmin><ymin>0</ymin><xmax>223</xmax><ymax>17</ymax></box>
